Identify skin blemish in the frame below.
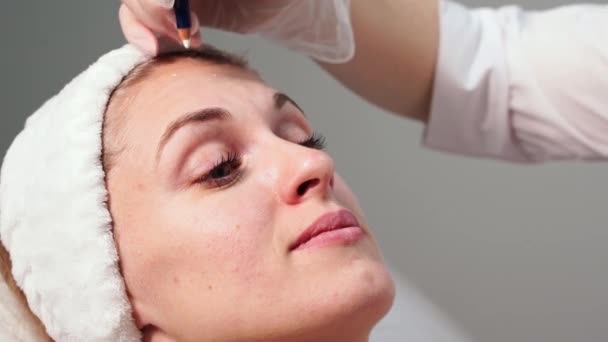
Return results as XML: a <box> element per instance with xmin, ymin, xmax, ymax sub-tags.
<box><xmin>136</xmin><ymin>182</ymin><xmax>146</xmax><ymax>191</ymax></box>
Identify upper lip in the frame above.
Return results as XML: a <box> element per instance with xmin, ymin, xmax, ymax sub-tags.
<box><xmin>289</xmin><ymin>209</ymin><xmax>361</xmax><ymax>251</ymax></box>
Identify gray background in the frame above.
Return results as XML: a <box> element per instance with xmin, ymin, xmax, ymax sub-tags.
<box><xmin>2</xmin><ymin>1</ymin><xmax>607</xmax><ymax>341</ymax></box>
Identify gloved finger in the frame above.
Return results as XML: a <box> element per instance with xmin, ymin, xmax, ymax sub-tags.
<box><xmin>189</xmin><ymin>11</ymin><xmax>203</xmax><ymax>48</ymax></box>
<box><xmin>154</xmin><ymin>0</ymin><xmax>175</xmax><ymax>9</ymax></box>
<box><xmin>123</xmin><ymin>0</ymin><xmax>181</xmax><ymax>44</ymax></box>
<box><xmin>119</xmin><ymin>3</ymin><xmax>159</xmax><ymax>55</ymax></box>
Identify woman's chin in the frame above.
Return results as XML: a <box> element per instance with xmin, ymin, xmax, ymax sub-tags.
<box><xmin>304</xmin><ymin>259</ymin><xmax>396</xmax><ymax>340</ymax></box>
<box><xmin>344</xmin><ymin>259</ymin><xmax>396</xmax><ymax>324</ymax></box>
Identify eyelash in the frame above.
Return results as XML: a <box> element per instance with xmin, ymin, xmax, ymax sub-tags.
<box><xmin>297</xmin><ymin>132</ymin><xmax>326</xmax><ymax>150</ymax></box>
<box><xmin>197</xmin><ymin>132</ymin><xmax>326</xmax><ymax>188</ymax></box>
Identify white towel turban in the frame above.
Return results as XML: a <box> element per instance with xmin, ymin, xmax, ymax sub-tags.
<box><xmin>0</xmin><ymin>45</ymin><xmax>148</xmax><ymax>341</ymax></box>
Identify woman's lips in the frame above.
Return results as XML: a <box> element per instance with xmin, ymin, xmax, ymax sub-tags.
<box><xmin>289</xmin><ymin>209</ymin><xmax>366</xmax><ymax>252</ymax></box>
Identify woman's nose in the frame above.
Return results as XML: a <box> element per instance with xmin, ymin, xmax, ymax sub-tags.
<box><xmin>279</xmin><ymin>147</ymin><xmax>335</xmax><ymax>205</ymax></box>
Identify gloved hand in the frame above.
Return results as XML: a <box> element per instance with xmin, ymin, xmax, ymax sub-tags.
<box><xmin>119</xmin><ymin>0</ymin><xmax>354</xmax><ymax>63</ymax></box>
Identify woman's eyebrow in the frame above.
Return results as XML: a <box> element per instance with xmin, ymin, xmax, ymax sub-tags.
<box><xmin>156</xmin><ymin>92</ymin><xmax>303</xmax><ymax>164</ymax></box>
<box><xmin>156</xmin><ymin>107</ymin><xmax>232</xmax><ymax>163</ymax></box>
<box><xmin>274</xmin><ymin>92</ymin><xmax>305</xmax><ymax>115</ymax></box>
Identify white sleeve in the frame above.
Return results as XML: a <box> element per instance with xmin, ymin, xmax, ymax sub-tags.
<box><xmin>423</xmin><ymin>1</ymin><xmax>608</xmax><ymax>162</ymax></box>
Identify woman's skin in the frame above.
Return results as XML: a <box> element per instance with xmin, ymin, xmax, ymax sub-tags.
<box><xmin>104</xmin><ymin>58</ymin><xmax>395</xmax><ymax>341</ymax></box>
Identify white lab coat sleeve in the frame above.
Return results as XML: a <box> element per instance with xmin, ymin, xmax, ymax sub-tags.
<box><xmin>423</xmin><ymin>1</ymin><xmax>608</xmax><ymax>162</ymax></box>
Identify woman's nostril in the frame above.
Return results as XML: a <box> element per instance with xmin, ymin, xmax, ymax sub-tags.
<box><xmin>297</xmin><ymin>179</ymin><xmax>320</xmax><ymax>196</ymax></box>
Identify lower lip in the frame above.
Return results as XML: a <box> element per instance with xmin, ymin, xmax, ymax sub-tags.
<box><xmin>293</xmin><ymin>226</ymin><xmax>366</xmax><ymax>251</ymax></box>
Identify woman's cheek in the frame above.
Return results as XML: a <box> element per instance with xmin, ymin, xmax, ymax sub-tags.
<box><xmin>191</xmin><ymin>191</ymin><xmax>271</xmax><ymax>249</ymax></box>
<box><xmin>182</xmin><ymin>208</ymin><xmax>262</xmax><ymax>283</ymax></box>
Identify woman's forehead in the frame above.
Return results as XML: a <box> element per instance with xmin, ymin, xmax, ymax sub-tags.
<box><xmin>141</xmin><ymin>58</ymin><xmax>261</xmax><ymax>90</ymax></box>
<box><xmin>131</xmin><ymin>59</ymin><xmax>269</xmax><ymax>111</ymax></box>
<box><xmin>108</xmin><ymin>59</ymin><xmax>274</xmax><ymax>131</ymax></box>
<box><xmin>103</xmin><ymin>59</ymin><xmax>276</xmax><ymax>166</ymax></box>
<box><xmin>105</xmin><ymin>59</ymin><xmax>286</xmax><ymax>164</ymax></box>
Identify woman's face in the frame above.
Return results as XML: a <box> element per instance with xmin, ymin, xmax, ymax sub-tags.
<box><xmin>105</xmin><ymin>58</ymin><xmax>394</xmax><ymax>342</ymax></box>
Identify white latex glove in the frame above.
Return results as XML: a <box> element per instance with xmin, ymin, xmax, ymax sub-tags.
<box><xmin>119</xmin><ymin>0</ymin><xmax>355</xmax><ymax>63</ymax></box>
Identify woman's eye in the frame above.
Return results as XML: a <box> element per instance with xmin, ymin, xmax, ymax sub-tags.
<box><xmin>209</xmin><ymin>163</ymin><xmax>234</xmax><ymax>179</ymax></box>
<box><xmin>198</xmin><ymin>153</ymin><xmax>243</xmax><ymax>188</ymax></box>
<box><xmin>298</xmin><ymin>132</ymin><xmax>326</xmax><ymax>150</ymax></box>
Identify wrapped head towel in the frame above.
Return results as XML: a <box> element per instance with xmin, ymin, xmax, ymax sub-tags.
<box><xmin>0</xmin><ymin>45</ymin><xmax>148</xmax><ymax>341</ymax></box>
